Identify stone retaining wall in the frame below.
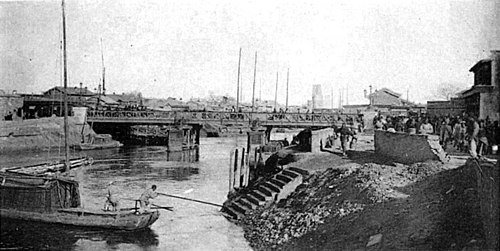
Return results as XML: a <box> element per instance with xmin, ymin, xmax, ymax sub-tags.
<box><xmin>311</xmin><ymin>128</ymin><xmax>334</xmax><ymax>153</ymax></box>
<box><xmin>0</xmin><ymin>117</ymin><xmax>95</xmax><ymax>152</ymax></box>
<box><xmin>374</xmin><ymin>130</ymin><xmax>446</xmax><ymax>164</ymax></box>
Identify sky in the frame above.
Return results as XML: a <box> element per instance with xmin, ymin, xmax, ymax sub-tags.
<box><xmin>0</xmin><ymin>0</ymin><xmax>499</xmax><ymax>106</ymax></box>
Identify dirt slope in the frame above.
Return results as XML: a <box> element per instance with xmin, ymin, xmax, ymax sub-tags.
<box><xmin>240</xmin><ymin>137</ymin><xmax>485</xmax><ymax>250</ymax></box>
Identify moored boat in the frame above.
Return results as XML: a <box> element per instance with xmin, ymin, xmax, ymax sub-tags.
<box><xmin>0</xmin><ymin>172</ymin><xmax>160</xmax><ymax>231</ymax></box>
<box><xmin>76</xmin><ymin>134</ymin><xmax>123</xmax><ymax>150</ymax></box>
<box><xmin>0</xmin><ymin>0</ymin><xmax>160</xmax><ymax>231</ymax></box>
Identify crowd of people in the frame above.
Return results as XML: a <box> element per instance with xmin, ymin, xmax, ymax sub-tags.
<box><xmin>372</xmin><ymin>113</ymin><xmax>500</xmax><ymax>158</ymax></box>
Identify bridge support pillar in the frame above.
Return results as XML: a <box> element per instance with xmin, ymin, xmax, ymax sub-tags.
<box><xmin>265</xmin><ymin>126</ymin><xmax>273</xmax><ymax>143</ymax></box>
<box><xmin>193</xmin><ymin>125</ymin><xmax>201</xmax><ymax>145</ymax></box>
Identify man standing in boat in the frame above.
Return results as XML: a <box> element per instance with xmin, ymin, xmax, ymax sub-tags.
<box><xmin>139</xmin><ymin>185</ymin><xmax>158</xmax><ymax>213</ymax></box>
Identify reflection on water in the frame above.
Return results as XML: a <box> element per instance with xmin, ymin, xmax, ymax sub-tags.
<box><xmin>0</xmin><ymin>218</ymin><xmax>159</xmax><ymax>250</ymax></box>
<box><xmin>0</xmin><ymin>136</ymin><xmax>252</xmax><ymax>251</ymax></box>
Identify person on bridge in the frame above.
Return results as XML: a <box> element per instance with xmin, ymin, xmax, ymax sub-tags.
<box><xmin>283</xmin><ymin>138</ymin><xmax>289</xmax><ymax>147</ymax></box>
<box><xmin>138</xmin><ymin>185</ymin><xmax>158</xmax><ymax>213</ymax></box>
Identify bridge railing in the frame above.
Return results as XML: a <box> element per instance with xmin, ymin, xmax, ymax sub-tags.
<box><xmin>87</xmin><ymin>110</ymin><xmax>356</xmax><ymax>126</ymax></box>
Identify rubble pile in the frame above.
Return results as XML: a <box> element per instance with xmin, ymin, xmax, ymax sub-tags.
<box><xmin>241</xmin><ymin>160</ymin><xmax>446</xmax><ymax>250</ymax></box>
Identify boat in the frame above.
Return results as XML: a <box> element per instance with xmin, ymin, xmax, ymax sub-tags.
<box><xmin>0</xmin><ymin>0</ymin><xmax>160</xmax><ymax>231</ymax></box>
<box><xmin>0</xmin><ymin>172</ymin><xmax>159</xmax><ymax>231</ymax></box>
<box><xmin>76</xmin><ymin>134</ymin><xmax>123</xmax><ymax>150</ymax></box>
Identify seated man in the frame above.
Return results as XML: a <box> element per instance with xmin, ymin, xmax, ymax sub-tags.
<box><xmin>104</xmin><ymin>188</ymin><xmax>120</xmax><ymax>211</ymax></box>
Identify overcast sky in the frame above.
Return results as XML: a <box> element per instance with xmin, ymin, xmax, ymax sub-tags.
<box><xmin>1</xmin><ymin>0</ymin><xmax>499</xmax><ymax>106</ymax></box>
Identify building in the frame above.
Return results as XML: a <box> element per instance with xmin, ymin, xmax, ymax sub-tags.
<box><xmin>426</xmin><ymin>98</ymin><xmax>465</xmax><ymax>117</ymax></box>
<box><xmin>0</xmin><ymin>90</ymin><xmax>23</xmax><ymax>120</ymax></box>
<box><xmin>311</xmin><ymin>85</ymin><xmax>323</xmax><ymax>109</ymax></box>
<box><xmin>20</xmin><ymin>85</ymin><xmax>96</xmax><ymax>119</ymax></box>
<box><xmin>343</xmin><ymin>87</ymin><xmax>424</xmax><ymax>116</ymax></box>
<box><xmin>463</xmin><ymin>50</ymin><xmax>500</xmax><ymax>120</ymax></box>
<box><xmin>367</xmin><ymin>88</ymin><xmax>407</xmax><ymax>106</ymax></box>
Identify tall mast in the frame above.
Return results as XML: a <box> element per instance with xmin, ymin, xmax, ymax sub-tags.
<box><xmin>259</xmin><ymin>78</ymin><xmax>262</xmax><ymax>101</ymax></box>
<box><xmin>100</xmin><ymin>37</ymin><xmax>106</xmax><ymax>96</ymax></box>
<box><xmin>274</xmin><ymin>71</ymin><xmax>279</xmax><ymax>110</ymax></box>
<box><xmin>62</xmin><ymin>0</ymin><xmax>70</xmax><ymax>171</ymax></box>
<box><xmin>285</xmin><ymin>68</ymin><xmax>289</xmax><ymax>110</ymax></box>
<box><xmin>251</xmin><ymin>52</ymin><xmax>257</xmax><ymax>112</ymax></box>
<box><xmin>236</xmin><ymin>48</ymin><xmax>242</xmax><ymax>111</ymax></box>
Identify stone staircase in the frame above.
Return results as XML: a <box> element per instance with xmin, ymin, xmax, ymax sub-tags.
<box><xmin>222</xmin><ymin>167</ymin><xmax>309</xmax><ymax>219</ymax></box>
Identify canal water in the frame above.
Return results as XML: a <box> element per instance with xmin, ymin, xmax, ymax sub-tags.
<box><xmin>0</xmin><ymin>136</ymin><xmax>259</xmax><ymax>251</ymax></box>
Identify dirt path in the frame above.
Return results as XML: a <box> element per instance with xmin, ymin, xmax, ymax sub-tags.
<box><xmin>240</xmin><ymin>134</ymin><xmax>486</xmax><ymax>250</ymax></box>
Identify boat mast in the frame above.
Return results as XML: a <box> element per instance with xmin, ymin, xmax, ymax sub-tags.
<box><xmin>286</xmin><ymin>68</ymin><xmax>289</xmax><ymax>111</ymax></box>
<box><xmin>100</xmin><ymin>38</ymin><xmax>106</xmax><ymax>96</ymax></box>
<box><xmin>251</xmin><ymin>51</ymin><xmax>257</xmax><ymax>112</ymax></box>
<box><xmin>236</xmin><ymin>48</ymin><xmax>241</xmax><ymax>111</ymax></box>
<box><xmin>62</xmin><ymin>0</ymin><xmax>70</xmax><ymax>172</ymax></box>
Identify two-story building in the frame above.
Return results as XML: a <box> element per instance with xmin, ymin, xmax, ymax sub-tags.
<box><xmin>463</xmin><ymin>50</ymin><xmax>500</xmax><ymax>120</ymax></box>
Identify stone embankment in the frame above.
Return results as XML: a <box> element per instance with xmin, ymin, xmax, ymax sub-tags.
<box><xmin>0</xmin><ymin>117</ymin><xmax>100</xmax><ymax>152</ymax></box>
<box><xmin>236</xmin><ymin>134</ymin><xmax>491</xmax><ymax>250</ymax></box>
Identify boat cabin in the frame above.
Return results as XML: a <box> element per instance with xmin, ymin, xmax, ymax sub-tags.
<box><xmin>0</xmin><ymin>175</ymin><xmax>81</xmax><ymax>213</ymax></box>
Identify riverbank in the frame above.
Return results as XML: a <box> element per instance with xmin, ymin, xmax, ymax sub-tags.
<box><xmin>240</xmin><ymin>134</ymin><xmax>488</xmax><ymax>250</ymax></box>
<box><xmin>0</xmin><ymin>117</ymin><xmax>119</xmax><ymax>153</ymax></box>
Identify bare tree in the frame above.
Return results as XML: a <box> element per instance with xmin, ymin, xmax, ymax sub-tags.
<box><xmin>434</xmin><ymin>82</ymin><xmax>468</xmax><ymax>100</ymax></box>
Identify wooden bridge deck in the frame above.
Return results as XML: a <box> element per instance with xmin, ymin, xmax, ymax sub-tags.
<box><xmin>86</xmin><ymin>110</ymin><xmax>357</xmax><ymax>128</ymax></box>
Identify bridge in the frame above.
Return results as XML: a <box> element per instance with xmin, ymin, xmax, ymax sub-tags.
<box><xmin>86</xmin><ymin>110</ymin><xmax>357</xmax><ymax>128</ymax></box>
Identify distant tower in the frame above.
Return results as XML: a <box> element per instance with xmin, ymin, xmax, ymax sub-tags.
<box><xmin>312</xmin><ymin>84</ymin><xmax>323</xmax><ymax>109</ymax></box>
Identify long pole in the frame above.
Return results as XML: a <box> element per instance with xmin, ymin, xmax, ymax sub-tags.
<box><xmin>236</xmin><ymin>48</ymin><xmax>242</xmax><ymax>111</ymax></box>
<box><xmin>274</xmin><ymin>71</ymin><xmax>279</xmax><ymax>110</ymax></box>
<box><xmin>158</xmin><ymin>193</ymin><xmax>222</xmax><ymax>207</ymax></box>
<box><xmin>286</xmin><ymin>68</ymin><xmax>289</xmax><ymax>110</ymax></box>
<box><xmin>251</xmin><ymin>52</ymin><xmax>257</xmax><ymax>112</ymax></box>
<box><xmin>62</xmin><ymin>0</ymin><xmax>70</xmax><ymax>172</ymax></box>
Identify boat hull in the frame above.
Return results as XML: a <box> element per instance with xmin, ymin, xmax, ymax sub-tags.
<box><xmin>0</xmin><ymin>208</ymin><xmax>160</xmax><ymax>231</ymax></box>
<box><xmin>75</xmin><ymin>142</ymin><xmax>123</xmax><ymax>150</ymax></box>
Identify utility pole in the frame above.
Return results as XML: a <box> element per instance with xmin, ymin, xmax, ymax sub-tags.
<box><xmin>331</xmin><ymin>87</ymin><xmax>333</xmax><ymax>110</ymax></box>
<box><xmin>274</xmin><ymin>71</ymin><xmax>279</xmax><ymax>110</ymax></box>
<box><xmin>286</xmin><ymin>68</ymin><xmax>289</xmax><ymax>110</ymax></box>
<box><xmin>338</xmin><ymin>88</ymin><xmax>342</xmax><ymax>109</ymax></box>
<box><xmin>236</xmin><ymin>48</ymin><xmax>242</xmax><ymax>111</ymax></box>
<box><xmin>346</xmin><ymin>85</ymin><xmax>349</xmax><ymax>105</ymax></box>
<box><xmin>369</xmin><ymin>85</ymin><xmax>373</xmax><ymax>106</ymax></box>
<box><xmin>251</xmin><ymin>52</ymin><xmax>257</xmax><ymax>112</ymax></box>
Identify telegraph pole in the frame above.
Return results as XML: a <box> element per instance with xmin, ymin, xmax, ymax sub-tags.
<box><xmin>274</xmin><ymin>71</ymin><xmax>279</xmax><ymax>110</ymax></box>
<box><xmin>285</xmin><ymin>68</ymin><xmax>289</xmax><ymax>110</ymax></box>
